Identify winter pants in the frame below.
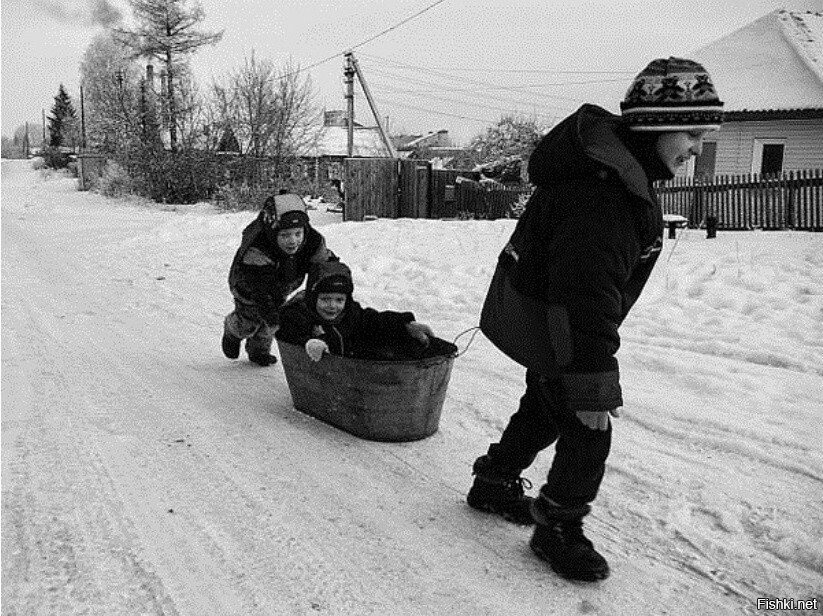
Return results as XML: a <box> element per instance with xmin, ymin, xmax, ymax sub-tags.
<box><xmin>491</xmin><ymin>369</ymin><xmax>612</xmax><ymax>508</ymax></box>
<box><xmin>224</xmin><ymin>300</ymin><xmax>276</xmax><ymax>357</ymax></box>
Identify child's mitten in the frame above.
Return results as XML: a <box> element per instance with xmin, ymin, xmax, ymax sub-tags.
<box><xmin>305</xmin><ymin>338</ymin><xmax>329</xmax><ymax>362</ymax></box>
<box><xmin>405</xmin><ymin>321</ymin><xmax>434</xmax><ymax>345</ymax></box>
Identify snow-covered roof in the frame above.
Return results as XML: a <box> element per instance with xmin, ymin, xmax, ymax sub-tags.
<box><xmin>392</xmin><ymin>134</ymin><xmax>423</xmax><ymax>149</ymax></box>
<box><xmin>306</xmin><ymin>125</ymin><xmax>391</xmax><ymax>158</ymax></box>
<box><xmin>693</xmin><ymin>9</ymin><xmax>823</xmax><ymax>111</ymax></box>
<box><xmin>401</xmin><ymin>131</ymin><xmax>449</xmax><ymax>150</ymax></box>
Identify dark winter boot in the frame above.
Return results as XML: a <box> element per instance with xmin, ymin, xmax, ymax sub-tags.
<box><xmin>222</xmin><ymin>331</ymin><xmax>241</xmax><ymax>359</ymax></box>
<box><xmin>248</xmin><ymin>352</ymin><xmax>278</xmax><ymax>367</ymax></box>
<box><xmin>466</xmin><ymin>454</ymin><xmax>535</xmax><ymax>525</ymax></box>
<box><xmin>529</xmin><ymin>497</ymin><xmax>609</xmax><ymax>582</ymax></box>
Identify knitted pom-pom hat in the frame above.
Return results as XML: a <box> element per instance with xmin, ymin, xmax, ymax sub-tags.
<box><xmin>620</xmin><ymin>57</ymin><xmax>724</xmax><ymax>132</ymax></box>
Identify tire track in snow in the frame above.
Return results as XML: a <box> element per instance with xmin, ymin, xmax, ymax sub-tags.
<box><xmin>1</xmin><ymin>266</ymin><xmax>179</xmax><ymax>615</ymax></box>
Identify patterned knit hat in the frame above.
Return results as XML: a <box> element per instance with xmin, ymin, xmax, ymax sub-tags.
<box><xmin>620</xmin><ymin>57</ymin><xmax>724</xmax><ymax>132</ymax></box>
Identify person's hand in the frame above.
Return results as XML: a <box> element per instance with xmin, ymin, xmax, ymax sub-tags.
<box><xmin>406</xmin><ymin>321</ymin><xmax>434</xmax><ymax>345</ymax></box>
<box><xmin>576</xmin><ymin>408</ymin><xmax>620</xmax><ymax>431</ymax></box>
<box><xmin>305</xmin><ymin>339</ymin><xmax>329</xmax><ymax>362</ymax></box>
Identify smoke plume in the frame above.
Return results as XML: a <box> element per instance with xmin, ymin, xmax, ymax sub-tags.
<box><xmin>32</xmin><ymin>0</ymin><xmax>123</xmax><ymax>28</ymax></box>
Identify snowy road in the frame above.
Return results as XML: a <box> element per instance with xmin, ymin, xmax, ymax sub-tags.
<box><xmin>2</xmin><ymin>159</ymin><xmax>821</xmax><ymax>615</ymax></box>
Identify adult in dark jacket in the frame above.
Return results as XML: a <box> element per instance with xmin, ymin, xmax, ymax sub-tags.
<box><xmin>276</xmin><ymin>261</ymin><xmax>454</xmax><ymax>361</ymax></box>
<box><xmin>222</xmin><ymin>193</ymin><xmax>337</xmax><ymax>366</ymax></box>
<box><xmin>468</xmin><ymin>57</ymin><xmax>724</xmax><ymax>582</ymax></box>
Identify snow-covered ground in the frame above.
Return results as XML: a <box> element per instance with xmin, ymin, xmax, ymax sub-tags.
<box><xmin>2</xmin><ymin>158</ymin><xmax>821</xmax><ymax>615</ymax></box>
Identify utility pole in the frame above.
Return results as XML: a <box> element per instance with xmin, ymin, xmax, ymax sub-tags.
<box><xmin>350</xmin><ymin>53</ymin><xmax>397</xmax><ymax>158</ymax></box>
<box><xmin>23</xmin><ymin>122</ymin><xmax>30</xmax><ymax>157</ymax></box>
<box><xmin>42</xmin><ymin>109</ymin><xmax>46</xmax><ymax>145</ymax></box>
<box><xmin>344</xmin><ymin>52</ymin><xmax>355</xmax><ymax>157</ymax></box>
<box><xmin>80</xmin><ymin>84</ymin><xmax>87</xmax><ymax>150</ymax></box>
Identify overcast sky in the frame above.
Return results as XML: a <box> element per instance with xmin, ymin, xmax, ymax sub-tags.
<box><xmin>1</xmin><ymin>0</ymin><xmax>811</xmax><ymax>144</ymax></box>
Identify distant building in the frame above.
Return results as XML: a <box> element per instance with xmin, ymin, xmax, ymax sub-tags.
<box><xmin>690</xmin><ymin>8</ymin><xmax>823</xmax><ymax>177</ymax></box>
<box><xmin>303</xmin><ymin>110</ymin><xmax>392</xmax><ymax>184</ymax></box>
<box><xmin>393</xmin><ymin>130</ymin><xmax>451</xmax><ymax>158</ymax></box>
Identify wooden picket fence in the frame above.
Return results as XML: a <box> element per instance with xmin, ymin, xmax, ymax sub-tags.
<box><xmin>657</xmin><ymin>169</ymin><xmax>823</xmax><ymax>230</ymax></box>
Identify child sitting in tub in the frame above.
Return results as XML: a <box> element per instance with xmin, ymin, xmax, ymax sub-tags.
<box><xmin>275</xmin><ymin>261</ymin><xmax>457</xmax><ymax>362</ymax></box>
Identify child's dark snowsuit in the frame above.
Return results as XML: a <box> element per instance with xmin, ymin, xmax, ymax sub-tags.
<box><xmin>275</xmin><ymin>261</ymin><xmax>456</xmax><ymax>361</ymax></box>
<box><xmin>223</xmin><ymin>194</ymin><xmax>336</xmax><ymax>365</ymax></box>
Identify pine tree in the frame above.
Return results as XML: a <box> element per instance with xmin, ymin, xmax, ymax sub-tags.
<box><xmin>115</xmin><ymin>0</ymin><xmax>223</xmax><ymax>151</ymax></box>
<box><xmin>48</xmin><ymin>84</ymin><xmax>78</xmax><ymax>148</ymax></box>
<box><xmin>217</xmin><ymin>126</ymin><xmax>240</xmax><ymax>153</ymax></box>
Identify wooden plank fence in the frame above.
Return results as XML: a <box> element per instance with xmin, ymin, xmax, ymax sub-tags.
<box><xmin>344</xmin><ymin>157</ymin><xmax>398</xmax><ymax>221</ymax></box>
<box><xmin>657</xmin><ymin>169</ymin><xmax>823</xmax><ymax>230</ymax></box>
<box><xmin>430</xmin><ymin>169</ymin><xmax>480</xmax><ymax>218</ymax></box>
<box><xmin>344</xmin><ymin>158</ymin><xmax>823</xmax><ymax>231</ymax></box>
<box><xmin>398</xmin><ymin>159</ymin><xmax>431</xmax><ymax>218</ymax></box>
<box><xmin>453</xmin><ymin>180</ymin><xmax>532</xmax><ymax>219</ymax></box>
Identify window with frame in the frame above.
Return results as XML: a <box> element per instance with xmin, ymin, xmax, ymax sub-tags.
<box><xmin>752</xmin><ymin>139</ymin><xmax>785</xmax><ymax>176</ymax></box>
<box><xmin>693</xmin><ymin>141</ymin><xmax>717</xmax><ymax>179</ymax></box>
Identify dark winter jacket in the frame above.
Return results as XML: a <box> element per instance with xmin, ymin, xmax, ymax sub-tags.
<box><xmin>227</xmin><ymin>212</ymin><xmax>336</xmax><ymax>323</ymax></box>
<box><xmin>483</xmin><ymin>104</ymin><xmax>665</xmax><ymax>412</ymax></box>
<box><xmin>275</xmin><ymin>262</ymin><xmax>418</xmax><ymax>359</ymax></box>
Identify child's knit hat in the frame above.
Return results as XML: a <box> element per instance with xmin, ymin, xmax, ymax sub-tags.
<box><xmin>262</xmin><ymin>193</ymin><xmax>310</xmax><ymax>230</ymax></box>
<box><xmin>308</xmin><ymin>261</ymin><xmax>354</xmax><ymax>298</ymax></box>
<box><xmin>620</xmin><ymin>57</ymin><xmax>724</xmax><ymax>132</ymax></box>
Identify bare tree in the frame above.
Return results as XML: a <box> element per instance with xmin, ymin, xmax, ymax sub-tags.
<box><xmin>214</xmin><ymin>53</ymin><xmax>320</xmax><ymax>174</ymax></box>
<box><xmin>269</xmin><ymin>60</ymin><xmax>321</xmax><ymax>178</ymax></box>
<box><xmin>215</xmin><ymin>52</ymin><xmax>278</xmax><ymax>157</ymax></box>
<box><xmin>115</xmin><ymin>0</ymin><xmax>222</xmax><ymax>151</ymax></box>
<box><xmin>13</xmin><ymin>123</ymin><xmax>43</xmax><ymax>149</ymax></box>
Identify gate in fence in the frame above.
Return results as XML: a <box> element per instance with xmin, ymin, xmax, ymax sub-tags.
<box><xmin>343</xmin><ymin>157</ymin><xmax>398</xmax><ymax>221</ymax></box>
<box><xmin>344</xmin><ymin>157</ymin><xmax>528</xmax><ymax>221</ymax></box>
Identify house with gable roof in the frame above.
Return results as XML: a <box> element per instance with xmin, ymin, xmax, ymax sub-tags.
<box><xmin>690</xmin><ymin>7</ymin><xmax>823</xmax><ymax>177</ymax></box>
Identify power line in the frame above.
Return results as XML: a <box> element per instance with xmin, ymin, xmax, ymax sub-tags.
<box><xmin>371</xmin><ymin>77</ymin><xmax>563</xmax><ymax>121</ymax></box>
<box><xmin>281</xmin><ymin>0</ymin><xmax>449</xmax><ymax>79</ymax></box>
<box><xmin>374</xmin><ymin>96</ymin><xmax>496</xmax><ymax>124</ymax></box>
<box><xmin>365</xmin><ymin>64</ymin><xmax>580</xmax><ymax>110</ymax></box>
<box><xmin>348</xmin><ymin>0</ymin><xmax>449</xmax><ymax>52</ymax></box>
<box><xmin>404</xmin><ymin>77</ymin><xmax>630</xmax><ymax>92</ymax></box>
<box><xmin>359</xmin><ymin>52</ymin><xmax>599</xmax><ymax>105</ymax></box>
<box><xmin>360</xmin><ymin>52</ymin><xmax>634</xmax><ymax>81</ymax></box>
<box><xmin>412</xmin><ymin>67</ymin><xmax>637</xmax><ymax>75</ymax></box>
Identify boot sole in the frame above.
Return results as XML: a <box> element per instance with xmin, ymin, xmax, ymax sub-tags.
<box><xmin>529</xmin><ymin>538</ymin><xmax>610</xmax><ymax>582</ymax></box>
<box><xmin>466</xmin><ymin>494</ymin><xmax>536</xmax><ymax>526</ymax></box>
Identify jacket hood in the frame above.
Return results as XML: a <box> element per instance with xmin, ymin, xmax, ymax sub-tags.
<box><xmin>527</xmin><ymin>104</ymin><xmax>659</xmax><ymax>204</ymax></box>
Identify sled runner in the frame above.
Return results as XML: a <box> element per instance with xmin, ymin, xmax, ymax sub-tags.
<box><xmin>277</xmin><ymin>339</ymin><xmax>456</xmax><ymax>442</ymax></box>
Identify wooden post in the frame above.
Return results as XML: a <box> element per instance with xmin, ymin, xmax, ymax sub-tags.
<box><xmin>350</xmin><ymin>53</ymin><xmax>397</xmax><ymax>158</ymax></box>
<box><xmin>80</xmin><ymin>84</ymin><xmax>87</xmax><ymax>151</ymax></box>
<box><xmin>344</xmin><ymin>52</ymin><xmax>355</xmax><ymax>158</ymax></box>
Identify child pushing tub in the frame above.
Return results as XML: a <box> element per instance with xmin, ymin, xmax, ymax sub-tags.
<box><xmin>222</xmin><ymin>193</ymin><xmax>338</xmax><ymax>366</ymax></box>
